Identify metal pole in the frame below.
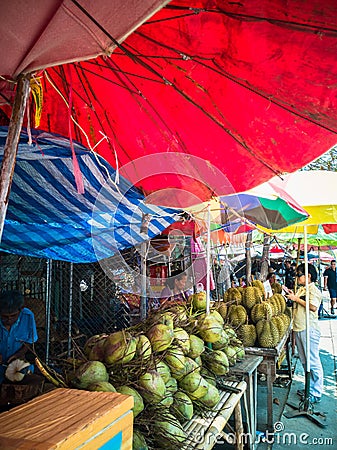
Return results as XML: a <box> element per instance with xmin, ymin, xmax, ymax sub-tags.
<box><xmin>304</xmin><ymin>226</ymin><xmax>310</xmax><ymax>373</ymax></box>
<box><xmin>45</xmin><ymin>259</ymin><xmax>52</xmax><ymax>364</ymax></box>
<box><xmin>206</xmin><ymin>203</ymin><xmax>211</xmax><ymax>315</ymax></box>
<box><xmin>140</xmin><ymin>242</ymin><xmax>147</xmax><ymax>320</ymax></box>
<box><xmin>68</xmin><ymin>262</ymin><xmax>73</xmax><ymax>356</ymax></box>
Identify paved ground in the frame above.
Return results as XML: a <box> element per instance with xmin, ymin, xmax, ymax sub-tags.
<box><xmin>216</xmin><ymin>293</ymin><xmax>337</xmax><ymax>450</ymax></box>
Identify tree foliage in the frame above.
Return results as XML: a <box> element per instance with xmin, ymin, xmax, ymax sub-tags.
<box><xmin>302</xmin><ymin>145</ymin><xmax>337</xmax><ymax>171</ymax></box>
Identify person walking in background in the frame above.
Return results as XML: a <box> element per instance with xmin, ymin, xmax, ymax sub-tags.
<box><xmin>284</xmin><ymin>259</ymin><xmax>295</xmax><ymax>290</ymax></box>
<box><xmin>323</xmin><ymin>260</ymin><xmax>337</xmax><ymax>315</ymax></box>
<box><xmin>286</xmin><ymin>263</ymin><xmax>323</xmax><ymax>403</ymax></box>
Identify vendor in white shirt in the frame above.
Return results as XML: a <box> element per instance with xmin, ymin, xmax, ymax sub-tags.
<box><xmin>286</xmin><ymin>263</ymin><xmax>323</xmax><ymax>404</ymax></box>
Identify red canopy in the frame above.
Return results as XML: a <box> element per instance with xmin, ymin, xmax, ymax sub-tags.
<box><xmin>2</xmin><ymin>0</ymin><xmax>337</xmax><ymax>205</ymax></box>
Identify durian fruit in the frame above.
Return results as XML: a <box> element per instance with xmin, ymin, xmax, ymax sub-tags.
<box><xmin>268</xmin><ymin>295</ymin><xmax>281</xmax><ymax>315</ymax></box>
<box><xmin>251</xmin><ymin>280</ymin><xmax>265</xmax><ymax>297</ymax></box>
<box><xmin>271</xmin><ymin>282</ymin><xmax>282</xmax><ymax>294</ymax></box>
<box><xmin>256</xmin><ymin>317</ymin><xmax>280</xmax><ymax>348</ymax></box>
<box><xmin>215</xmin><ymin>302</ymin><xmax>228</xmax><ymax>320</ymax></box>
<box><xmin>223</xmin><ymin>287</ymin><xmax>242</xmax><ymax>304</ymax></box>
<box><xmin>250</xmin><ymin>301</ymin><xmax>273</xmax><ymax>324</ymax></box>
<box><xmin>227</xmin><ymin>304</ymin><xmax>247</xmax><ymax>327</ymax></box>
<box><xmin>273</xmin><ymin>293</ymin><xmax>287</xmax><ymax>313</ymax></box>
<box><xmin>242</xmin><ymin>286</ymin><xmax>262</xmax><ymax>310</ymax></box>
<box><xmin>271</xmin><ymin>315</ymin><xmax>287</xmax><ymax>338</ymax></box>
<box><xmin>237</xmin><ymin>324</ymin><xmax>257</xmax><ymax>347</ymax></box>
<box><xmin>278</xmin><ymin>312</ymin><xmax>291</xmax><ymax>329</ymax></box>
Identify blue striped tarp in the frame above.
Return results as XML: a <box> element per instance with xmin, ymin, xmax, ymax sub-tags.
<box><xmin>0</xmin><ymin>127</ymin><xmax>179</xmax><ymax>263</ymax></box>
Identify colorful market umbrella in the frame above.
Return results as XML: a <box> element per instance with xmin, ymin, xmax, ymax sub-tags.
<box><xmin>2</xmin><ymin>1</ymin><xmax>337</xmax><ymax>206</ymax></box>
<box><xmin>183</xmin><ymin>179</ymin><xmax>309</xmax><ymax>231</ymax></box>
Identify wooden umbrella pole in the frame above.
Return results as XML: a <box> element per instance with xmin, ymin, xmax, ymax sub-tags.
<box><xmin>0</xmin><ymin>73</ymin><xmax>31</xmax><ymax>242</ymax></box>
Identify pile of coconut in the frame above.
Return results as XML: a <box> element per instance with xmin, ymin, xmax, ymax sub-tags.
<box><xmin>66</xmin><ymin>292</ymin><xmax>245</xmax><ymax>450</ymax></box>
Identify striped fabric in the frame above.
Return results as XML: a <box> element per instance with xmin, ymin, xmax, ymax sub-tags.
<box><xmin>0</xmin><ymin>127</ymin><xmax>179</xmax><ymax>263</ymax></box>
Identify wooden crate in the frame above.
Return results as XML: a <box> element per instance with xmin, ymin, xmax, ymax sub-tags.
<box><xmin>0</xmin><ymin>388</ymin><xmax>133</xmax><ymax>449</ymax></box>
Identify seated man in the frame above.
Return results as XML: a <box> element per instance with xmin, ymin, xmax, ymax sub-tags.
<box><xmin>0</xmin><ymin>290</ymin><xmax>38</xmax><ymax>383</ymax></box>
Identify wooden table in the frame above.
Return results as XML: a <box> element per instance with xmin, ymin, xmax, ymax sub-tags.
<box><xmin>182</xmin><ymin>380</ymin><xmax>247</xmax><ymax>450</ymax></box>
<box><xmin>228</xmin><ymin>355</ymin><xmax>263</xmax><ymax>450</ymax></box>
<box><xmin>245</xmin><ymin>327</ymin><xmax>292</xmax><ymax>431</ymax></box>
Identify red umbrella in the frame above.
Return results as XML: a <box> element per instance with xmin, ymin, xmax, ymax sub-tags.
<box><xmin>3</xmin><ymin>0</ymin><xmax>334</xmax><ymax>205</ymax></box>
<box><xmin>1</xmin><ymin>1</ymin><xmax>337</xmax><ymax>238</ymax></box>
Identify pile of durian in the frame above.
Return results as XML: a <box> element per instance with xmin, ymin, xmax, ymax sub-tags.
<box><xmin>222</xmin><ymin>280</ymin><xmax>291</xmax><ymax>349</ymax></box>
<box><xmin>61</xmin><ymin>291</ymin><xmax>246</xmax><ymax>450</ymax></box>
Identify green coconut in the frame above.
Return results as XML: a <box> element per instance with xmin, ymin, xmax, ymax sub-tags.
<box><xmin>154</xmin><ymin>311</ymin><xmax>175</xmax><ymax>330</ymax></box>
<box><xmin>200</xmin><ymin>367</ymin><xmax>216</xmax><ymax>386</ymax></box>
<box><xmin>155</xmin><ymin>360</ymin><xmax>171</xmax><ymax>383</ymax></box>
<box><xmin>164</xmin><ymin>347</ymin><xmax>186</xmax><ymax>372</ymax></box>
<box><xmin>84</xmin><ymin>334</ymin><xmax>108</xmax><ymax>361</ymax></box>
<box><xmin>206</xmin><ymin>350</ymin><xmax>229</xmax><ymax>376</ymax></box>
<box><xmin>160</xmin><ymin>395</ymin><xmax>174</xmax><ymax>407</ymax></box>
<box><xmin>235</xmin><ymin>346</ymin><xmax>245</xmax><ymax>361</ymax></box>
<box><xmin>133</xmin><ymin>429</ymin><xmax>148</xmax><ymax>450</ymax></box>
<box><xmin>116</xmin><ymin>385</ymin><xmax>144</xmax><ymax>418</ymax></box>
<box><xmin>202</xmin><ymin>349</ymin><xmax>230</xmax><ymax>376</ymax></box>
<box><xmin>186</xmin><ymin>382</ymin><xmax>209</xmax><ymax>400</ymax></box>
<box><xmin>135</xmin><ymin>334</ymin><xmax>152</xmax><ymax>360</ymax></box>
<box><xmin>86</xmin><ymin>381</ymin><xmax>116</xmax><ymax>392</ymax></box>
<box><xmin>185</xmin><ymin>357</ymin><xmax>201</xmax><ymax>375</ymax></box>
<box><xmin>192</xmin><ymin>291</ymin><xmax>207</xmax><ymax>311</ymax></box>
<box><xmin>147</xmin><ymin>324</ymin><xmax>174</xmax><ymax>352</ymax></box>
<box><xmin>139</xmin><ymin>370</ymin><xmax>166</xmax><ymax>403</ymax></box>
<box><xmin>197</xmin><ymin>314</ymin><xmax>223</xmax><ymax>343</ymax></box>
<box><xmin>224</xmin><ymin>346</ymin><xmax>238</xmax><ymax>366</ymax></box>
<box><xmin>224</xmin><ymin>326</ymin><xmax>237</xmax><ymax>339</ymax></box>
<box><xmin>104</xmin><ymin>331</ymin><xmax>137</xmax><ymax>365</ymax></box>
<box><xmin>171</xmin><ymin>391</ymin><xmax>194</xmax><ymax>421</ymax></box>
<box><xmin>153</xmin><ymin>413</ymin><xmax>187</xmax><ymax>448</ymax></box>
<box><xmin>210</xmin><ymin>309</ymin><xmax>225</xmax><ymax>326</ymax></box>
<box><xmin>232</xmin><ymin>345</ymin><xmax>245</xmax><ymax>361</ymax></box>
<box><xmin>165</xmin><ymin>377</ymin><xmax>178</xmax><ymax>395</ymax></box>
<box><xmin>212</xmin><ymin>329</ymin><xmax>230</xmax><ymax>350</ymax></box>
<box><xmin>188</xmin><ymin>334</ymin><xmax>205</xmax><ymax>358</ymax></box>
<box><xmin>173</xmin><ymin>328</ymin><xmax>190</xmax><ymax>355</ymax></box>
<box><xmin>169</xmin><ymin>365</ymin><xmax>187</xmax><ymax>381</ymax></box>
<box><xmin>72</xmin><ymin>361</ymin><xmax>108</xmax><ymax>389</ymax></box>
<box><xmin>170</xmin><ymin>305</ymin><xmax>188</xmax><ymax>322</ymax></box>
<box><xmin>199</xmin><ymin>383</ymin><xmax>220</xmax><ymax>408</ymax></box>
<box><xmin>179</xmin><ymin>373</ymin><xmax>208</xmax><ymax>399</ymax></box>
<box><xmin>194</xmin><ymin>356</ymin><xmax>202</xmax><ymax>367</ymax></box>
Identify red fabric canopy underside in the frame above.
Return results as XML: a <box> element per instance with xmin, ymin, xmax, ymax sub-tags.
<box><xmin>2</xmin><ymin>0</ymin><xmax>337</xmax><ymax>205</ymax></box>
